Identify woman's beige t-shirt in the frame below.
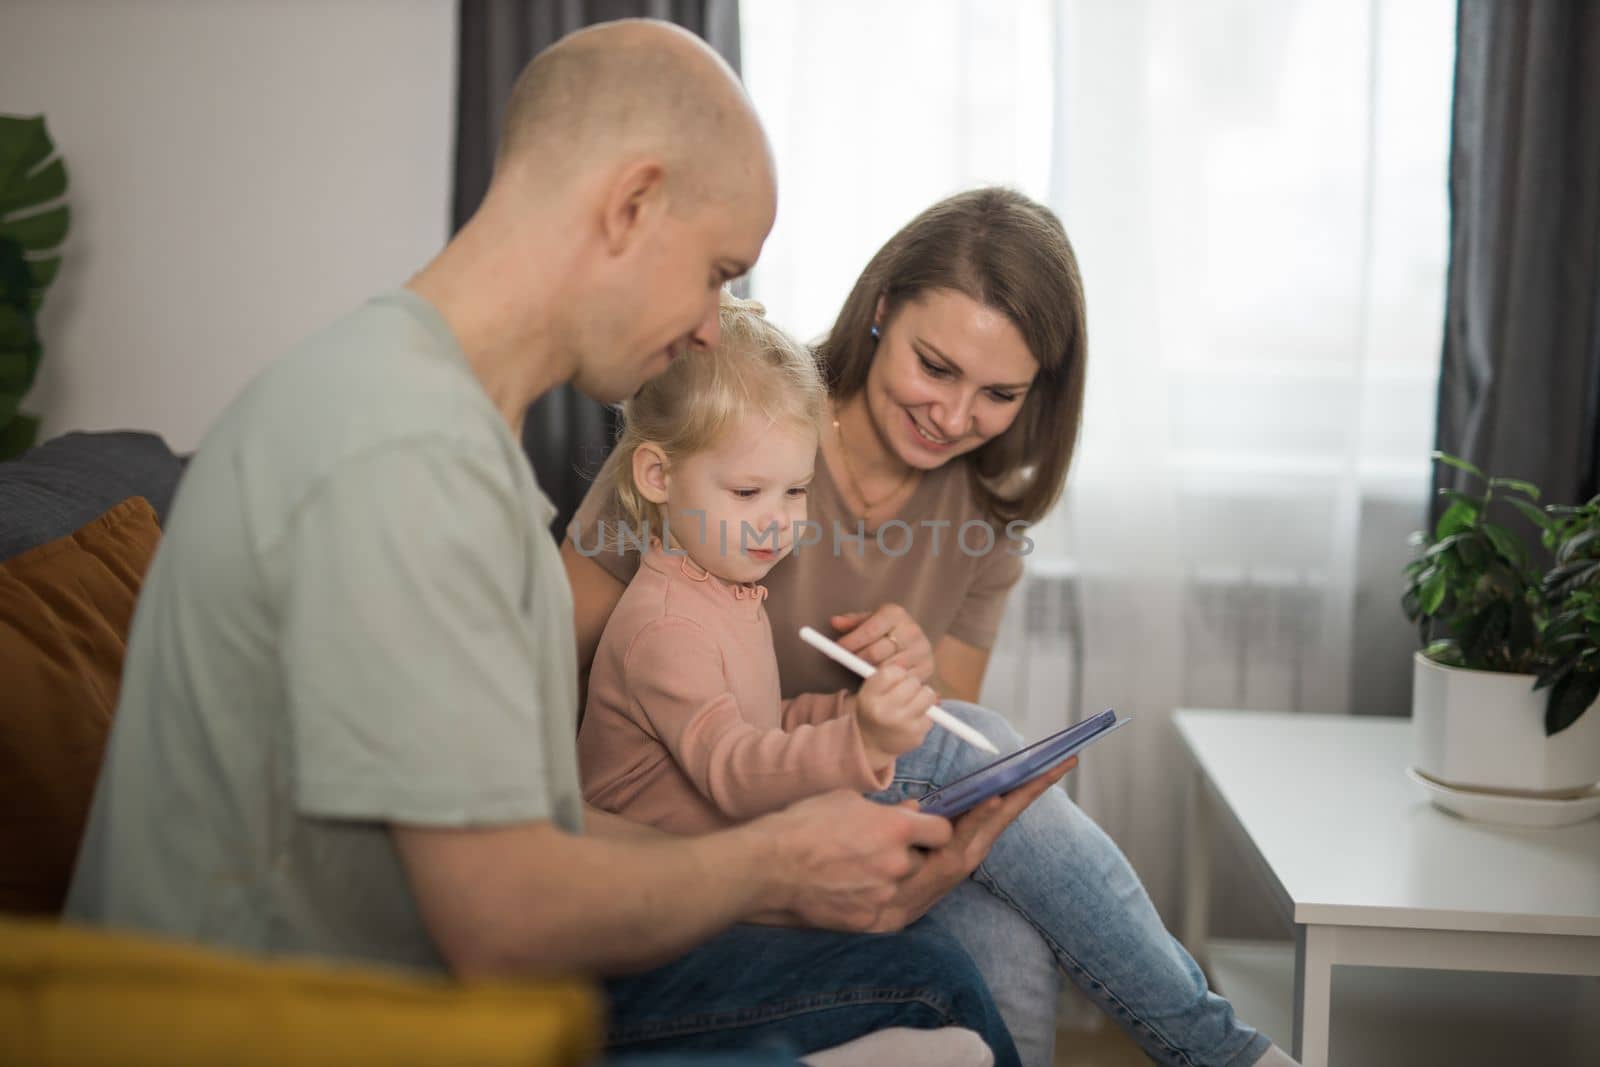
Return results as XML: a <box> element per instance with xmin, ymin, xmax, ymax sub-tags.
<box><xmin>568</xmin><ymin>453</ymin><xmax>1026</xmax><ymax>699</ymax></box>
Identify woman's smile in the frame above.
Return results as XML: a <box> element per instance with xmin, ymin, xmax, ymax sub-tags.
<box><xmin>905</xmin><ymin>407</ymin><xmax>959</xmax><ymax>452</ymax></box>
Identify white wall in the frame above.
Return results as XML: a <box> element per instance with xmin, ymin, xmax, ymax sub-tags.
<box><xmin>0</xmin><ymin>0</ymin><xmax>456</xmax><ymax>451</ymax></box>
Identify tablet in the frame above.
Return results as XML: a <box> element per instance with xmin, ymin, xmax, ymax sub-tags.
<box><xmin>918</xmin><ymin>709</ymin><xmax>1128</xmax><ymax>818</ymax></box>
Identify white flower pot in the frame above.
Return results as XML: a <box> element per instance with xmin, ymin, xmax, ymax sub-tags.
<box><xmin>1411</xmin><ymin>651</ymin><xmax>1600</xmax><ymax>796</ymax></box>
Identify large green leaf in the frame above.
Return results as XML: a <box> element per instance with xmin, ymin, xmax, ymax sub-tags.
<box><xmin>0</xmin><ymin>234</ymin><xmax>42</xmax><ymax>443</ymax></box>
<box><xmin>0</xmin><ymin>158</ymin><xmax>65</xmax><ymax>214</ymax></box>
<box><xmin>0</xmin><ymin>239</ymin><xmax>39</xmax><ymax>388</ymax></box>
<box><xmin>0</xmin><ymin>115</ymin><xmax>69</xmax><ymax>309</ymax></box>
<box><xmin>0</xmin><ymin>116</ymin><xmax>64</xmax><ymax>451</ymax></box>
<box><xmin>0</xmin><ymin>410</ymin><xmax>37</xmax><ymax>460</ymax></box>
<box><xmin>5</xmin><ymin>204</ymin><xmax>68</xmax><ymax>250</ymax></box>
<box><xmin>26</xmin><ymin>255</ymin><xmax>59</xmax><ymax>288</ymax></box>
<box><xmin>0</xmin><ymin>117</ymin><xmax>50</xmax><ymax>201</ymax></box>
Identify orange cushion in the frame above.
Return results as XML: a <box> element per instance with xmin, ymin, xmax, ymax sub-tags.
<box><xmin>0</xmin><ymin>498</ymin><xmax>161</xmax><ymax>914</ymax></box>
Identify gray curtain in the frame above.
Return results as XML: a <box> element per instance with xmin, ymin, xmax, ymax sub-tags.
<box><xmin>1433</xmin><ymin>0</ymin><xmax>1600</xmax><ymax>523</ymax></box>
<box><xmin>454</xmin><ymin>0</ymin><xmax>742</xmax><ymax>539</ymax></box>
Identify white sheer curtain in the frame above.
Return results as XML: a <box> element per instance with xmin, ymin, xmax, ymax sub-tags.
<box><xmin>743</xmin><ymin>0</ymin><xmax>1454</xmax><ymax>935</ymax></box>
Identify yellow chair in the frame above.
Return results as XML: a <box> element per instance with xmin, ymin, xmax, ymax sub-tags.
<box><xmin>0</xmin><ymin>917</ymin><xmax>601</xmax><ymax>1067</ymax></box>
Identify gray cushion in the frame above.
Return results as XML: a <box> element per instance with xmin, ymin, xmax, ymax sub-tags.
<box><xmin>0</xmin><ymin>431</ymin><xmax>185</xmax><ymax>562</ymax></box>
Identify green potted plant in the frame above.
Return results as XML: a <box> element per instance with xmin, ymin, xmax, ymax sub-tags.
<box><xmin>1403</xmin><ymin>453</ymin><xmax>1600</xmax><ymax>800</ymax></box>
<box><xmin>1536</xmin><ymin>495</ymin><xmax>1600</xmax><ymax>731</ymax></box>
<box><xmin>0</xmin><ymin>114</ymin><xmax>70</xmax><ymax>459</ymax></box>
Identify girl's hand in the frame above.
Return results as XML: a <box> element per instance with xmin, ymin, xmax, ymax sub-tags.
<box><xmin>854</xmin><ymin>665</ymin><xmax>937</xmax><ymax>767</ymax></box>
<box><xmin>832</xmin><ymin>604</ymin><xmax>935</xmax><ymax>683</ymax></box>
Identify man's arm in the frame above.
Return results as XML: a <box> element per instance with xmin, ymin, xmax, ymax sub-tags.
<box><xmin>393</xmin><ymin>789</ymin><xmax>954</xmax><ymax>979</ymax></box>
<box><xmin>393</xmin><ymin>819</ymin><xmax>769</xmax><ymax>978</ymax></box>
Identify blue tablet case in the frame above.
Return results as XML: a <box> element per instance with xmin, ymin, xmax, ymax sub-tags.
<box><xmin>918</xmin><ymin>709</ymin><xmax>1127</xmax><ymax>818</ymax></box>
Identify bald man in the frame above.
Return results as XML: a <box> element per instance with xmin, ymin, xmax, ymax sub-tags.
<box><xmin>65</xmin><ymin>21</ymin><xmax>1021</xmax><ymax>1066</ymax></box>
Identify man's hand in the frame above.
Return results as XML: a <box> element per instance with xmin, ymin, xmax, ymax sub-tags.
<box><xmin>758</xmin><ymin>790</ymin><xmax>953</xmax><ymax>931</ymax></box>
<box><xmin>757</xmin><ymin>759</ymin><xmax>1075</xmax><ymax>935</ymax></box>
<box><xmin>832</xmin><ymin>604</ymin><xmax>935</xmax><ymax>683</ymax></box>
<box><xmin>861</xmin><ymin>758</ymin><xmax>1075</xmax><ymax>932</ymax></box>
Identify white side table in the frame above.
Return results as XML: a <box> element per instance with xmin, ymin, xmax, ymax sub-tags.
<box><xmin>1175</xmin><ymin>709</ymin><xmax>1600</xmax><ymax>1067</ymax></box>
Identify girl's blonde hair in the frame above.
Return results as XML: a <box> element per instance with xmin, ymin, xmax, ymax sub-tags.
<box><xmin>596</xmin><ymin>291</ymin><xmax>826</xmax><ymax>537</ymax></box>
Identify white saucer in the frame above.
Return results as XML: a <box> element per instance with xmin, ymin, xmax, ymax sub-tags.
<box><xmin>1407</xmin><ymin>767</ymin><xmax>1600</xmax><ymax>828</ymax></box>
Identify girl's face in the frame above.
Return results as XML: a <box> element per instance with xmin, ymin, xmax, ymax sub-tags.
<box><xmin>864</xmin><ymin>288</ymin><xmax>1039</xmax><ymax>469</ymax></box>
<box><xmin>650</xmin><ymin>414</ymin><xmax>818</xmax><ymax>585</ymax></box>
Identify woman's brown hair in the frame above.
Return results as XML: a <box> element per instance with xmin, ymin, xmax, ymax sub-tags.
<box><xmin>818</xmin><ymin>187</ymin><xmax>1087</xmax><ymax>525</ymax></box>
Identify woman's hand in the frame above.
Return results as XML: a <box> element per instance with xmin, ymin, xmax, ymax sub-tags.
<box><xmin>832</xmin><ymin>604</ymin><xmax>935</xmax><ymax>683</ymax></box>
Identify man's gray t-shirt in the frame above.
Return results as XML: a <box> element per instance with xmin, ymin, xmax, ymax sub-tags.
<box><xmin>65</xmin><ymin>290</ymin><xmax>582</xmax><ymax>972</ymax></box>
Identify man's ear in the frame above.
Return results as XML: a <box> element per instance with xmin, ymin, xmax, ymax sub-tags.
<box><xmin>632</xmin><ymin>442</ymin><xmax>671</xmax><ymax>505</ymax></box>
<box><xmin>601</xmin><ymin>158</ymin><xmax>668</xmax><ymax>256</ymax></box>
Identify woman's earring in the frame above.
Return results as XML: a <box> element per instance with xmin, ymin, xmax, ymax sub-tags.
<box><xmin>870</xmin><ymin>324</ymin><xmax>881</xmax><ymax>342</ymax></box>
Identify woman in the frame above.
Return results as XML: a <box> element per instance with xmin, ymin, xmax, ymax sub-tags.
<box><xmin>563</xmin><ymin>188</ymin><xmax>1291</xmax><ymax>1067</ymax></box>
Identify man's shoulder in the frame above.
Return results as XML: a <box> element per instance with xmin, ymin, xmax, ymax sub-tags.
<box><xmin>190</xmin><ymin>290</ymin><xmax>534</xmax><ymax>531</ymax></box>
<box><xmin>255</xmin><ymin>290</ymin><xmax>500</xmax><ymax>453</ymax></box>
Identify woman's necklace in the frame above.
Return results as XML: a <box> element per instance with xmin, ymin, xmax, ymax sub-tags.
<box><xmin>831</xmin><ymin>405</ymin><xmax>917</xmax><ymax>524</ymax></box>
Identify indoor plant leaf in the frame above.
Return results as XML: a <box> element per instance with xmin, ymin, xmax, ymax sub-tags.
<box><xmin>5</xmin><ymin>205</ymin><xmax>69</xmax><ymax>251</ymax></box>
<box><xmin>1433</xmin><ymin>451</ymin><xmax>1487</xmax><ymax>481</ymax></box>
<box><xmin>1480</xmin><ymin>522</ymin><xmax>1525</xmax><ymax>568</ymax></box>
<box><xmin>1435</xmin><ymin>499</ymin><xmax>1477</xmax><ymax>539</ymax></box>
<box><xmin>0</xmin><ymin>410</ymin><xmax>37</xmax><ymax>457</ymax></box>
<box><xmin>1509</xmin><ymin>498</ymin><xmax>1555</xmax><ymax>534</ymax></box>
<box><xmin>1456</xmin><ymin>531</ymin><xmax>1490</xmax><ymax>569</ymax></box>
<box><xmin>26</xmin><ymin>254</ymin><xmax>58</xmax><ymax>289</ymax></box>
<box><xmin>1424</xmin><ymin>639</ymin><xmax>1461</xmax><ymax>665</ymax></box>
<box><xmin>0</xmin><ymin>116</ymin><xmax>65</xmax><ymax>459</ymax></box>
<box><xmin>1555</xmin><ymin>528</ymin><xmax>1600</xmax><ymax>564</ymax></box>
<box><xmin>1420</xmin><ymin>570</ymin><xmax>1448</xmax><ymax>615</ymax></box>
<box><xmin>0</xmin><ymin>116</ymin><xmax>50</xmax><ymax>200</ymax></box>
<box><xmin>0</xmin><ymin>239</ymin><xmax>40</xmax><ymax>397</ymax></box>
<box><xmin>0</xmin><ymin>157</ymin><xmax>65</xmax><ymax>215</ymax></box>
<box><xmin>1545</xmin><ymin>560</ymin><xmax>1600</xmax><ymax>598</ymax></box>
<box><xmin>1546</xmin><ymin>671</ymin><xmax>1600</xmax><ymax>735</ymax></box>
<box><xmin>0</xmin><ymin>115</ymin><xmax>69</xmax><ymax>308</ymax></box>
<box><xmin>1488</xmin><ymin>477</ymin><xmax>1541</xmax><ymax>500</ymax></box>
<box><xmin>1438</xmin><ymin>488</ymin><xmax>1486</xmax><ymax>509</ymax></box>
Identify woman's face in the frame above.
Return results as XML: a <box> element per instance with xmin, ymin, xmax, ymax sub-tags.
<box><xmin>864</xmin><ymin>288</ymin><xmax>1039</xmax><ymax>469</ymax></box>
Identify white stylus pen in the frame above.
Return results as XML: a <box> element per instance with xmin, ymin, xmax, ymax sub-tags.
<box><xmin>798</xmin><ymin>626</ymin><xmax>1000</xmax><ymax>755</ymax></box>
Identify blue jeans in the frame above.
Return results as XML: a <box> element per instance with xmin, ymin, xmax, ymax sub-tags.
<box><xmin>927</xmin><ymin>877</ymin><xmax>1062</xmax><ymax>1066</ymax></box>
<box><xmin>893</xmin><ymin>702</ymin><xmax>1271</xmax><ymax>1067</ymax></box>
<box><xmin>603</xmin><ymin>920</ymin><xmax>1021</xmax><ymax>1066</ymax></box>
